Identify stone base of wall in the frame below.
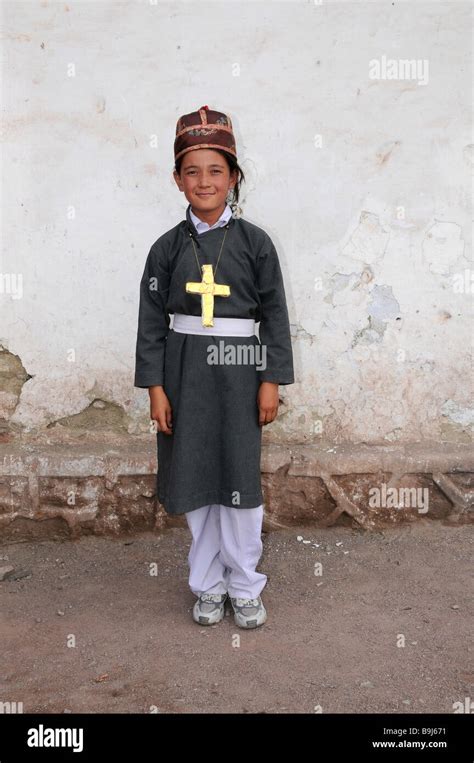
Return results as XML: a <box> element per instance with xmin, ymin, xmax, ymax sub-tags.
<box><xmin>0</xmin><ymin>434</ymin><xmax>472</xmax><ymax>542</ymax></box>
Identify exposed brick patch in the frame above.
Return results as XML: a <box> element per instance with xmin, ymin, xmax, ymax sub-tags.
<box><xmin>0</xmin><ymin>438</ymin><xmax>472</xmax><ymax>541</ymax></box>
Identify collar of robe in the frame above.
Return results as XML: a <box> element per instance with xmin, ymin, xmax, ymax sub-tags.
<box><xmin>185</xmin><ymin>203</ymin><xmax>234</xmax><ymax>248</ymax></box>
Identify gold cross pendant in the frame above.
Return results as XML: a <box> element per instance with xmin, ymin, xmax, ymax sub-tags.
<box><xmin>185</xmin><ymin>264</ymin><xmax>231</xmax><ymax>327</ymax></box>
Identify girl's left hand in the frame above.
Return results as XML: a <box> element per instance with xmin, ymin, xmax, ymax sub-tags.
<box><xmin>257</xmin><ymin>382</ymin><xmax>279</xmax><ymax>426</ymax></box>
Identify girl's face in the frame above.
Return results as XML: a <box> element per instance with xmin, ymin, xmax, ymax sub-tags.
<box><xmin>173</xmin><ymin>149</ymin><xmax>237</xmax><ymax>215</ymax></box>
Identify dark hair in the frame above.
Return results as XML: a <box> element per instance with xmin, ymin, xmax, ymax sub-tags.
<box><xmin>174</xmin><ymin>149</ymin><xmax>246</xmax><ymax>212</ymax></box>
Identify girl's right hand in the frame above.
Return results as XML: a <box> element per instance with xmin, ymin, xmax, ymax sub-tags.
<box><xmin>149</xmin><ymin>386</ymin><xmax>173</xmax><ymax>435</ymax></box>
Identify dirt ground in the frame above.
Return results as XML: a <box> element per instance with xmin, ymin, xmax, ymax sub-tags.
<box><xmin>0</xmin><ymin>519</ymin><xmax>472</xmax><ymax>714</ymax></box>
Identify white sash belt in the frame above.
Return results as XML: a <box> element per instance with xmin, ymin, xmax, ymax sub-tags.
<box><xmin>172</xmin><ymin>313</ymin><xmax>256</xmax><ymax>337</ymax></box>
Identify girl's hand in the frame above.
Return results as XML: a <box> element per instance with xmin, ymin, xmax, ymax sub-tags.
<box><xmin>149</xmin><ymin>386</ymin><xmax>173</xmax><ymax>435</ymax></box>
<box><xmin>257</xmin><ymin>381</ymin><xmax>279</xmax><ymax>426</ymax></box>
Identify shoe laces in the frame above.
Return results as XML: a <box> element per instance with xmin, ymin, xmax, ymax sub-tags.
<box><xmin>200</xmin><ymin>593</ymin><xmax>225</xmax><ymax>603</ymax></box>
<box><xmin>235</xmin><ymin>597</ymin><xmax>259</xmax><ymax>607</ymax></box>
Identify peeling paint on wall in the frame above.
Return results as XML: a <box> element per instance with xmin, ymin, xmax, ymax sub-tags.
<box><xmin>422</xmin><ymin>222</ymin><xmax>465</xmax><ymax>275</ymax></box>
<box><xmin>342</xmin><ymin>212</ymin><xmax>390</xmax><ymax>266</ymax></box>
<box><xmin>49</xmin><ymin>399</ymin><xmax>129</xmax><ymax>432</ymax></box>
<box><xmin>0</xmin><ymin>347</ymin><xmax>31</xmax><ymax>431</ymax></box>
<box><xmin>440</xmin><ymin>399</ymin><xmax>474</xmax><ymax>429</ymax></box>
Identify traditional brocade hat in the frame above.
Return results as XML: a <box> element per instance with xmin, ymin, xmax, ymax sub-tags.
<box><xmin>174</xmin><ymin>105</ymin><xmax>237</xmax><ymax>163</ymax></box>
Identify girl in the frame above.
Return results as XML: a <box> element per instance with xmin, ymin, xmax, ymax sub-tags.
<box><xmin>134</xmin><ymin>105</ymin><xmax>294</xmax><ymax>629</ymax></box>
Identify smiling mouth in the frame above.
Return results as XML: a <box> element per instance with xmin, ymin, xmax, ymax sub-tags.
<box><xmin>197</xmin><ymin>193</ymin><xmax>214</xmax><ymax>196</ymax></box>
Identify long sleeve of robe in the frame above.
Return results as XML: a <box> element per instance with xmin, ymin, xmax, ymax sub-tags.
<box><xmin>134</xmin><ymin>243</ymin><xmax>171</xmax><ymax>388</ymax></box>
<box><xmin>255</xmin><ymin>235</ymin><xmax>294</xmax><ymax>385</ymax></box>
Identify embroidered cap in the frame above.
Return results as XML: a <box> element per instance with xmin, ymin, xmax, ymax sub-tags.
<box><xmin>174</xmin><ymin>105</ymin><xmax>237</xmax><ymax>163</ymax></box>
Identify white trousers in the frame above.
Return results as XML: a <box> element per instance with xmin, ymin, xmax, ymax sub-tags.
<box><xmin>185</xmin><ymin>504</ymin><xmax>268</xmax><ymax>599</ymax></box>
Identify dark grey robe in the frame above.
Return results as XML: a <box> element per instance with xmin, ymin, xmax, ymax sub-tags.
<box><xmin>134</xmin><ymin>204</ymin><xmax>294</xmax><ymax>515</ymax></box>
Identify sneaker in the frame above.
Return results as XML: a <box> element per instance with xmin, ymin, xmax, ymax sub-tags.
<box><xmin>192</xmin><ymin>592</ymin><xmax>227</xmax><ymax>625</ymax></box>
<box><xmin>230</xmin><ymin>596</ymin><xmax>267</xmax><ymax>629</ymax></box>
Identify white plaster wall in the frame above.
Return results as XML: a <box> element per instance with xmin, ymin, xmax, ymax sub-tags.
<box><xmin>1</xmin><ymin>0</ymin><xmax>472</xmax><ymax>443</ymax></box>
